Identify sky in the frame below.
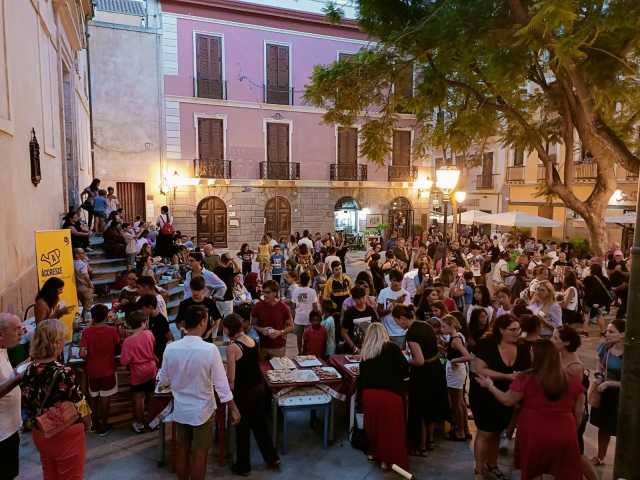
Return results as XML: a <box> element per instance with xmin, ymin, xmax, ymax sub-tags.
<box><xmin>233</xmin><ymin>0</ymin><xmax>358</xmax><ymax>19</ymax></box>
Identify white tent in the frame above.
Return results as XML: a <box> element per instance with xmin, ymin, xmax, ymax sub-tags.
<box><xmin>605</xmin><ymin>212</ymin><xmax>636</xmax><ymax>224</ymax></box>
<box><xmin>432</xmin><ymin>210</ymin><xmax>491</xmax><ymax>224</ymax></box>
<box><xmin>477</xmin><ymin>211</ymin><xmax>561</xmax><ymax>228</ymax></box>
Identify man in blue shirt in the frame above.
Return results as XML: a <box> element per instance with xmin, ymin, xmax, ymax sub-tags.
<box><xmin>270</xmin><ymin>245</ymin><xmax>285</xmax><ymax>286</ymax></box>
<box><xmin>184</xmin><ymin>252</ymin><xmax>226</xmax><ymax>300</ymax></box>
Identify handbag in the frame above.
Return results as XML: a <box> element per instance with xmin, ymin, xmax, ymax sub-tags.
<box><xmin>35</xmin><ymin>370</ymin><xmax>80</xmax><ymax>438</ymax></box>
<box><xmin>587</xmin><ymin>351</ymin><xmax>609</xmax><ymax>409</ymax></box>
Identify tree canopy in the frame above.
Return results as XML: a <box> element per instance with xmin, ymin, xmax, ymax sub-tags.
<box><xmin>304</xmin><ymin>0</ymin><xmax>640</xmax><ymax>254</ymax></box>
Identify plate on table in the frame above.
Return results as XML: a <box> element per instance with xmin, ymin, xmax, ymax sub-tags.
<box><xmin>312</xmin><ymin>366</ymin><xmax>341</xmax><ymax>380</ymax></box>
<box><xmin>269</xmin><ymin>357</ymin><xmax>296</xmax><ymax>370</ymax></box>
<box><xmin>294</xmin><ymin>369</ymin><xmax>319</xmax><ymax>383</ymax></box>
<box><xmin>267</xmin><ymin>369</ymin><xmax>297</xmax><ymax>384</ymax></box>
<box><xmin>294</xmin><ymin>355</ymin><xmax>322</xmax><ymax>367</ymax></box>
<box><xmin>345</xmin><ymin>355</ymin><xmax>361</xmax><ymax>363</ymax></box>
<box><xmin>344</xmin><ymin>363</ymin><xmax>360</xmax><ymax>376</ymax></box>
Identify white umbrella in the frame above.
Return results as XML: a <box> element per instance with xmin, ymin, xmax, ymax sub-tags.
<box><xmin>605</xmin><ymin>212</ymin><xmax>636</xmax><ymax>224</ymax></box>
<box><xmin>453</xmin><ymin>210</ymin><xmax>493</xmax><ymax>225</ymax></box>
<box><xmin>477</xmin><ymin>210</ymin><xmax>561</xmax><ymax>228</ymax></box>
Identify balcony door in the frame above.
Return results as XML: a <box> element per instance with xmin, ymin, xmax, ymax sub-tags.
<box><xmin>197</xmin><ymin>196</ymin><xmax>227</xmax><ymax>247</ymax></box>
<box><xmin>198</xmin><ymin>117</ymin><xmax>225</xmax><ymax>177</ymax></box>
<box><xmin>337</xmin><ymin>127</ymin><xmax>358</xmax><ymax>180</ymax></box>
<box><xmin>265</xmin><ymin>43</ymin><xmax>290</xmax><ymax>104</ymax></box>
<box><xmin>264</xmin><ymin>196</ymin><xmax>291</xmax><ymax>240</ymax></box>
<box><xmin>481</xmin><ymin>152</ymin><xmax>494</xmax><ymax>188</ymax></box>
<box><xmin>266</xmin><ymin>122</ymin><xmax>290</xmax><ymax>179</ymax></box>
<box><xmin>195</xmin><ymin>34</ymin><xmax>223</xmax><ymax>99</ymax></box>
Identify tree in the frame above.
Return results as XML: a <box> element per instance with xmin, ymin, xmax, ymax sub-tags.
<box><xmin>304</xmin><ymin>0</ymin><xmax>640</xmax><ymax>255</ymax></box>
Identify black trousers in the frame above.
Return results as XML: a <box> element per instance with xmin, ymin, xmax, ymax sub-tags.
<box><xmin>0</xmin><ymin>431</ymin><xmax>19</xmax><ymax>480</ymax></box>
<box><xmin>234</xmin><ymin>383</ymin><xmax>279</xmax><ymax>473</ymax></box>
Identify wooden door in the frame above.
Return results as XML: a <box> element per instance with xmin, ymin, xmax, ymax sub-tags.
<box><xmin>197</xmin><ymin>196</ymin><xmax>227</xmax><ymax>247</ymax></box>
<box><xmin>337</xmin><ymin>127</ymin><xmax>358</xmax><ymax>180</ymax></box>
<box><xmin>266</xmin><ymin>123</ymin><xmax>289</xmax><ymax>179</ymax></box>
<box><xmin>116</xmin><ymin>182</ymin><xmax>145</xmax><ymax>222</ymax></box>
<box><xmin>196</xmin><ymin>35</ymin><xmax>223</xmax><ymax>99</ymax></box>
<box><xmin>266</xmin><ymin>44</ymin><xmax>290</xmax><ymax>104</ymax></box>
<box><xmin>264</xmin><ymin>196</ymin><xmax>291</xmax><ymax>240</ymax></box>
<box><xmin>392</xmin><ymin>130</ymin><xmax>411</xmax><ymax>166</ymax></box>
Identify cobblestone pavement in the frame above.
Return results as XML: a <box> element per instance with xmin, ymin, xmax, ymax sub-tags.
<box><xmin>18</xmin><ymin>251</ymin><xmax>616</xmax><ymax>479</ymax></box>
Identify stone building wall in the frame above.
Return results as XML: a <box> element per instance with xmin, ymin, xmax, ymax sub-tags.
<box><xmin>167</xmin><ymin>183</ymin><xmax>428</xmax><ymax>250</ymax></box>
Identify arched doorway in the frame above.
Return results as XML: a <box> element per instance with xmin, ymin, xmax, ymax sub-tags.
<box><xmin>334</xmin><ymin>196</ymin><xmax>361</xmax><ymax>235</ymax></box>
<box><xmin>197</xmin><ymin>196</ymin><xmax>227</xmax><ymax>247</ymax></box>
<box><xmin>388</xmin><ymin>196</ymin><xmax>414</xmax><ymax>239</ymax></box>
<box><xmin>265</xmin><ymin>196</ymin><xmax>291</xmax><ymax>240</ymax></box>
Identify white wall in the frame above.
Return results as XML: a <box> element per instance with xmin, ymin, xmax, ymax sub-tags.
<box><xmin>0</xmin><ymin>0</ymin><xmax>92</xmax><ymax>314</ymax></box>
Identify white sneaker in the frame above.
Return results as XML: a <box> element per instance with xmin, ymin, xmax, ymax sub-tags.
<box><xmin>148</xmin><ymin>416</ymin><xmax>160</xmax><ymax>431</ymax></box>
<box><xmin>132</xmin><ymin>422</ymin><xmax>145</xmax><ymax>434</ymax></box>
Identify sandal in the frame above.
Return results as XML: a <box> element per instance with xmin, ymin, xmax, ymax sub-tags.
<box><xmin>591</xmin><ymin>456</ymin><xmax>605</xmax><ymax>466</ymax></box>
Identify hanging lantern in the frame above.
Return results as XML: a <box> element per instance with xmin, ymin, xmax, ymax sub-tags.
<box><xmin>30</xmin><ymin>128</ymin><xmax>41</xmax><ymax>186</ymax></box>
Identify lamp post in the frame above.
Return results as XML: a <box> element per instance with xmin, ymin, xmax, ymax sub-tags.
<box><xmin>436</xmin><ymin>165</ymin><xmax>461</xmax><ymax>245</ymax></box>
<box><xmin>454</xmin><ymin>190</ymin><xmax>467</xmax><ymax>240</ymax></box>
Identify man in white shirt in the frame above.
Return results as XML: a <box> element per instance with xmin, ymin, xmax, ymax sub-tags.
<box><xmin>184</xmin><ymin>252</ymin><xmax>227</xmax><ymax>300</ymax></box>
<box><xmin>0</xmin><ymin>313</ymin><xmax>24</xmax><ymax>480</ymax></box>
<box><xmin>324</xmin><ymin>246</ymin><xmax>340</xmax><ymax>269</ymax></box>
<box><xmin>291</xmin><ymin>272</ymin><xmax>318</xmax><ymax>353</ymax></box>
<box><xmin>377</xmin><ymin>269</ymin><xmax>411</xmax><ymax>348</ymax></box>
<box><xmin>157</xmin><ymin>305</ymin><xmax>240</xmax><ymax>480</ymax></box>
<box><xmin>298</xmin><ymin>229</ymin><xmax>314</xmax><ymax>252</ymax></box>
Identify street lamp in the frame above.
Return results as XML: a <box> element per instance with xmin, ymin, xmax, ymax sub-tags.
<box><xmin>454</xmin><ymin>190</ymin><xmax>467</xmax><ymax>238</ymax></box>
<box><xmin>414</xmin><ymin>176</ymin><xmax>433</xmax><ymax>199</ymax></box>
<box><xmin>436</xmin><ymin>165</ymin><xmax>461</xmax><ymax>244</ymax></box>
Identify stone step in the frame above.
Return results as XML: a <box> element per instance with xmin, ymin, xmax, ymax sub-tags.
<box><xmin>92</xmin><ymin>265</ymin><xmax>128</xmax><ymax>276</ymax></box>
<box><xmin>90</xmin><ymin>257</ymin><xmax>127</xmax><ymax>266</ymax></box>
<box><xmin>166</xmin><ymin>299</ymin><xmax>180</xmax><ymax>312</ymax></box>
<box><xmin>89</xmin><ymin>235</ymin><xmax>104</xmax><ymax>246</ymax></box>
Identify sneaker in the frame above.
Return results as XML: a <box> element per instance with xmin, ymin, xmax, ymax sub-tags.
<box><xmin>132</xmin><ymin>422</ymin><xmax>145</xmax><ymax>434</ymax></box>
<box><xmin>96</xmin><ymin>426</ymin><xmax>112</xmax><ymax>437</ymax></box>
<box><xmin>148</xmin><ymin>416</ymin><xmax>161</xmax><ymax>431</ymax></box>
<box><xmin>486</xmin><ymin>466</ymin><xmax>509</xmax><ymax>480</ymax></box>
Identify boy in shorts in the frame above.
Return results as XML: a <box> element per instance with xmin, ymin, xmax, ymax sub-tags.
<box><xmin>80</xmin><ymin>304</ymin><xmax>121</xmax><ymax>436</ymax></box>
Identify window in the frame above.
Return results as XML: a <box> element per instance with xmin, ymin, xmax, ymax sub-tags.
<box><xmin>198</xmin><ymin>117</ymin><xmax>224</xmax><ymax>162</ymax></box>
<box><xmin>392</xmin><ymin>130</ymin><xmax>411</xmax><ymax>165</ymax></box>
<box><xmin>265</xmin><ymin>43</ymin><xmax>290</xmax><ymax>105</ymax></box>
<box><xmin>195</xmin><ymin>34</ymin><xmax>223</xmax><ymax>99</ymax></box>
<box><xmin>266</xmin><ymin>122</ymin><xmax>289</xmax><ymax>164</ymax></box>
<box><xmin>338</xmin><ymin>52</ymin><xmax>355</xmax><ymax>61</ymax></box>
<box><xmin>337</xmin><ymin>127</ymin><xmax>358</xmax><ymax>165</ymax></box>
<box><xmin>513</xmin><ymin>147</ymin><xmax>524</xmax><ymax>166</ymax></box>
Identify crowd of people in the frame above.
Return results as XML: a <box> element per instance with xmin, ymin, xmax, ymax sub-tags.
<box><xmin>0</xmin><ymin>187</ymin><xmax>630</xmax><ymax>480</ymax></box>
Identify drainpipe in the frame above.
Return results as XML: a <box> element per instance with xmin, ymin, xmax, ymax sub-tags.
<box><xmin>85</xmin><ymin>24</ymin><xmax>96</xmax><ymax>177</ymax></box>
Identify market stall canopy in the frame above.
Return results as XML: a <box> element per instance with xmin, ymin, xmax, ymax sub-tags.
<box><xmin>477</xmin><ymin>211</ymin><xmax>561</xmax><ymax>228</ymax></box>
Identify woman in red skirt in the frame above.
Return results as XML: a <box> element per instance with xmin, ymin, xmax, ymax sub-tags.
<box><xmin>475</xmin><ymin>339</ymin><xmax>584</xmax><ymax>480</ymax></box>
<box><xmin>357</xmin><ymin>323</ymin><xmax>410</xmax><ymax>470</ymax></box>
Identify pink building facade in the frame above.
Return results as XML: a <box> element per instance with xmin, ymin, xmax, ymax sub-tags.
<box><xmin>160</xmin><ymin>0</ymin><xmax>431</xmax><ymax>248</ymax></box>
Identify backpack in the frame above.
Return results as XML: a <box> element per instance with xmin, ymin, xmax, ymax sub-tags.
<box><xmin>159</xmin><ymin>214</ymin><xmax>174</xmax><ymax>235</ymax></box>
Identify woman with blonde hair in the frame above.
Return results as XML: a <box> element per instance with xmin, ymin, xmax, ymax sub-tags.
<box><xmin>357</xmin><ymin>322</ymin><xmax>409</xmax><ymax>470</ymax></box>
<box><xmin>21</xmin><ymin>319</ymin><xmax>91</xmax><ymax>479</ymax></box>
<box><xmin>529</xmin><ymin>280</ymin><xmax>562</xmax><ymax>337</ymax></box>
<box><xmin>441</xmin><ymin>314</ymin><xmax>472</xmax><ymax>441</ymax></box>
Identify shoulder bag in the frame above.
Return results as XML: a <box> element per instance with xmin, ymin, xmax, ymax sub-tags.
<box><xmin>587</xmin><ymin>350</ymin><xmax>609</xmax><ymax>409</ymax></box>
<box><xmin>35</xmin><ymin>370</ymin><xmax>81</xmax><ymax>438</ymax></box>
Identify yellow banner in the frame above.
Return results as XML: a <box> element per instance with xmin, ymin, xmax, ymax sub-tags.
<box><xmin>35</xmin><ymin>230</ymin><xmax>78</xmax><ymax>342</ymax></box>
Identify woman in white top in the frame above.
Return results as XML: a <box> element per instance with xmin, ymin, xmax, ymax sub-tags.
<box><xmin>529</xmin><ymin>280</ymin><xmax>563</xmax><ymax>337</ymax></box>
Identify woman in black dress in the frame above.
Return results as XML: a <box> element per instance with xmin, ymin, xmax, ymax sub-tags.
<box><xmin>392</xmin><ymin>305</ymin><xmax>450</xmax><ymax>454</ymax></box>
<box><xmin>469</xmin><ymin>314</ymin><xmax>531</xmax><ymax>480</ymax></box>
<box><xmin>223</xmin><ymin>314</ymin><xmax>279</xmax><ymax>476</ymax></box>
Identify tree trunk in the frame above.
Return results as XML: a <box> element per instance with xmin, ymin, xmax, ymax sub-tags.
<box><xmin>582</xmin><ymin>210</ymin><xmax>608</xmax><ymax>258</ymax></box>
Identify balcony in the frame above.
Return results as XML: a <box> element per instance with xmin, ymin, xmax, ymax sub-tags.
<box><xmin>330</xmin><ymin>164</ymin><xmax>367</xmax><ymax>181</ymax></box>
<box><xmin>259</xmin><ymin>162</ymin><xmax>300</xmax><ymax>180</ymax></box>
<box><xmin>475</xmin><ymin>174</ymin><xmax>494</xmax><ymax>190</ymax></box>
<box><xmin>194</xmin><ymin>159</ymin><xmax>231</xmax><ymax>179</ymax></box>
<box><xmin>388</xmin><ymin>165</ymin><xmax>417</xmax><ymax>182</ymax></box>
<box><xmin>617</xmin><ymin>166</ymin><xmax>639</xmax><ymax>182</ymax></box>
<box><xmin>264</xmin><ymin>85</ymin><xmax>294</xmax><ymax>105</ymax></box>
<box><xmin>574</xmin><ymin>162</ymin><xmax>597</xmax><ymax>182</ymax></box>
<box><xmin>506</xmin><ymin>166</ymin><xmax>525</xmax><ymax>184</ymax></box>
